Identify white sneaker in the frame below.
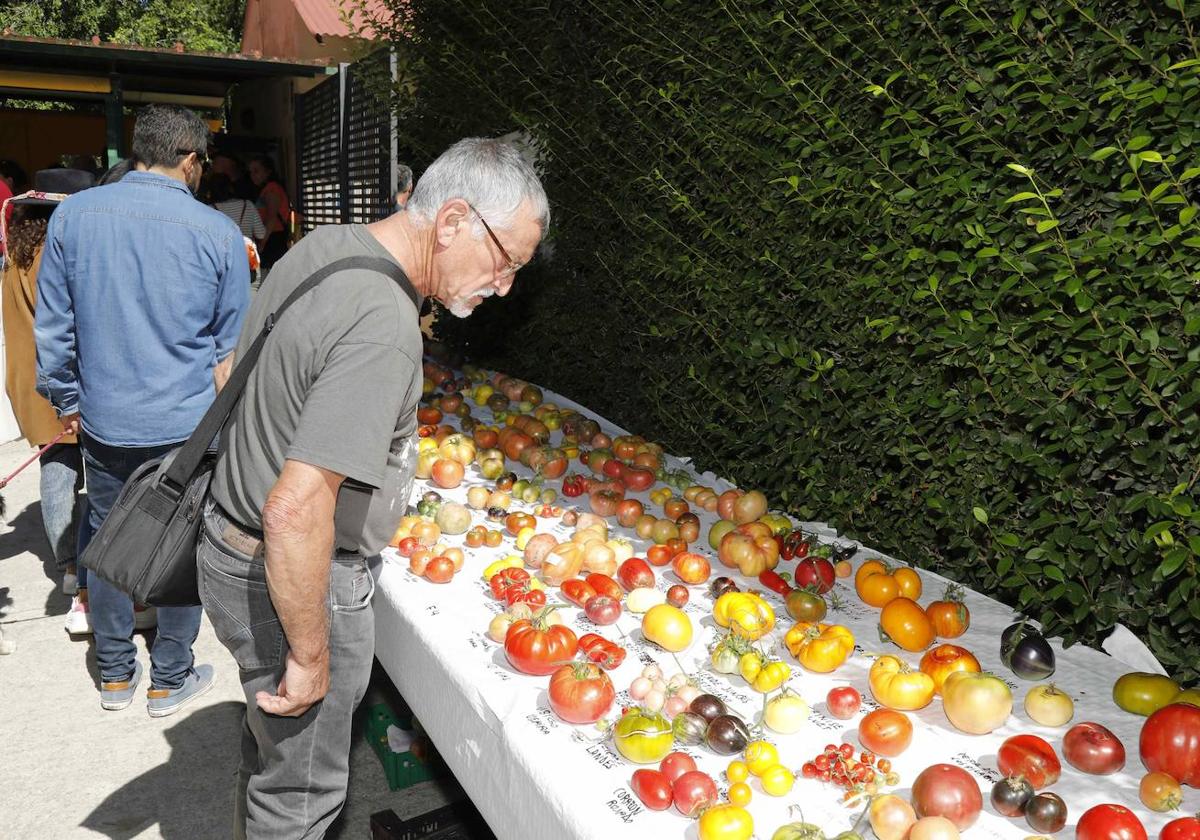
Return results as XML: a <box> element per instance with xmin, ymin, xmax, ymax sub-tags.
<box><xmin>62</xmin><ymin>570</ymin><xmax>78</xmax><ymax>596</ymax></box>
<box><xmin>133</xmin><ymin>605</ymin><xmax>157</xmax><ymax>631</ymax></box>
<box><xmin>64</xmin><ymin>594</ymin><xmax>93</xmax><ymax>635</ymax></box>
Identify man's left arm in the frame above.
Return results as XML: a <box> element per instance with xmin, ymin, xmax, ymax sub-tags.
<box><xmin>34</xmin><ymin>213</ymin><xmax>80</xmax><ymax>422</ymax></box>
<box><xmin>212</xmin><ymin>227</ymin><xmax>251</xmax><ymax>391</ymax></box>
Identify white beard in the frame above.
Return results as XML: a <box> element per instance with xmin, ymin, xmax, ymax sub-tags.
<box><xmin>447</xmin><ymin>286</ymin><xmax>495</xmax><ymax>319</ymax></box>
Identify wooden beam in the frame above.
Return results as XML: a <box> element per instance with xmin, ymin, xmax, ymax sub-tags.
<box><xmin>0</xmin><ymin>69</ymin><xmax>110</xmax><ymax>94</ymax></box>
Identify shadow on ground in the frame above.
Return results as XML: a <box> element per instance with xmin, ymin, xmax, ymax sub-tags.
<box><xmin>0</xmin><ymin>500</ymin><xmax>72</xmax><ymax>617</ymax></box>
<box><xmin>81</xmin><ymin>700</ymin><xmax>242</xmax><ymax>839</ymax></box>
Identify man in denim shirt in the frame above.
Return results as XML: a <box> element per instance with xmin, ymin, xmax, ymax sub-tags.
<box><xmin>36</xmin><ymin>105</ymin><xmax>249</xmax><ymax>715</ymax></box>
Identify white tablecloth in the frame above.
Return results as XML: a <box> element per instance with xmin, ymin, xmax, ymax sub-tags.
<box><xmin>373</xmin><ymin>379</ymin><xmax>1195</xmax><ymax>840</ymax></box>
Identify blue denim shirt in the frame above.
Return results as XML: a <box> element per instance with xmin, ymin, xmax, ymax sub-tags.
<box><xmin>35</xmin><ymin>171</ymin><xmax>250</xmax><ymax>447</ymax></box>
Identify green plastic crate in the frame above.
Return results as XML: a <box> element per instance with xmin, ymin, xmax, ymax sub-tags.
<box><xmin>363</xmin><ymin>702</ymin><xmax>440</xmax><ymax>791</ymax></box>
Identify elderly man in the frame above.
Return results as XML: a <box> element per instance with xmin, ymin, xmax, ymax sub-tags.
<box><xmin>200</xmin><ymin>137</ymin><xmax>548</xmax><ymax>838</ymax></box>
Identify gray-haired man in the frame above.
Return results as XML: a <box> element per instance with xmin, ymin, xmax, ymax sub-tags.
<box><xmin>200</xmin><ymin>137</ymin><xmax>548</xmax><ymax>838</ymax></box>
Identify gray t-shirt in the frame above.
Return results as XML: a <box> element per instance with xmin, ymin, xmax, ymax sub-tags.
<box><xmin>210</xmin><ymin>224</ymin><xmax>423</xmax><ymax>555</ymax></box>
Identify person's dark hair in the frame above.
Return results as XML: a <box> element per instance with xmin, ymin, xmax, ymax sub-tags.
<box><xmin>99</xmin><ymin>158</ymin><xmax>135</xmax><ymax>186</ymax></box>
<box><xmin>131</xmin><ymin>105</ymin><xmax>209</xmax><ymax>170</ymax></box>
<box><xmin>250</xmin><ymin>154</ymin><xmax>280</xmax><ymax>184</ymax></box>
<box><xmin>0</xmin><ymin>159</ymin><xmax>29</xmax><ymax>191</ymax></box>
<box><xmin>207</xmin><ymin>173</ymin><xmax>236</xmax><ymax>203</ymax></box>
<box><xmin>6</xmin><ymin>204</ymin><xmax>53</xmax><ymax>270</ymax></box>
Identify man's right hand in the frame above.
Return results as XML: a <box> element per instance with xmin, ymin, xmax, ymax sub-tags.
<box><xmin>255</xmin><ymin>650</ymin><xmax>330</xmax><ymax>717</ymax></box>
<box><xmin>60</xmin><ymin>412</ymin><xmax>81</xmax><ymax>435</ymax></box>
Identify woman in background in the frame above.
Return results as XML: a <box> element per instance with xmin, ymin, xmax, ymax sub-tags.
<box><xmin>247</xmin><ymin>154</ymin><xmax>290</xmax><ymax>275</ymax></box>
<box><xmin>1</xmin><ymin>170</ymin><xmax>91</xmax><ymax>633</ymax></box>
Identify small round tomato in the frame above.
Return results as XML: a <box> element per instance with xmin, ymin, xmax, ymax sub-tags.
<box><xmin>424</xmin><ymin>556</ymin><xmax>455</xmax><ymax>583</ymax></box>
<box><xmin>858</xmin><ymin>709</ymin><xmax>913</xmax><ymax>757</ymax></box>
<box><xmin>828</xmin><ymin>686</ymin><xmax>863</xmax><ymax>719</ymax></box>
<box><xmin>726</xmin><ymin>760</ymin><xmax>749</xmax><ymax>784</ymax></box>
<box><xmin>666</xmin><ymin>585</ymin><xmax>689</xmax><ymax>608</ymax></box>
<box><xmin>728</xmin><ymin>781</ymin><xmax>752</xmax><ymax>806</ymax></box>
<box><xmin>659</xmin><ymin>751</ymin><xmax>697</xmax><ymax>784</ymax></box>
<box><xmin>672</xmin><ymin>770</ymin><xmax>718</xmax><ymax>817</ymax></box>
<box><xmin>1139</xmin><ymin>772</ymin><xmax>1182</xmax><ymax>812</ymax></box>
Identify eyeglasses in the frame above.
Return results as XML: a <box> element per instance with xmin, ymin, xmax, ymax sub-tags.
<box><xmin>176</xmin><ymin>148</ymin><xmax>209</xmax><ymax>167</ymax></box>
<box><xmin>467</xmin><ymin>202</ymin><xmax>522</xmax><ymax>279</ymax></box>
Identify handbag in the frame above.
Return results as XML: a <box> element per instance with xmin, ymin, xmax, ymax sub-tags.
<box><xmin>80</xmin><ymin>256</ymin><xmax>419</xmax><ymax>606</ymax></box>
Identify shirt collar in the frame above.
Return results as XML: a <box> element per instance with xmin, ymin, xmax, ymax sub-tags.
<box><xmin>122</xmin><ymin>170</ymin><xmax>192</xmax><ymax>194</ymax></box>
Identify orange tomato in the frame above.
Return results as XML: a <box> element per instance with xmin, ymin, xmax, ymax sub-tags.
<box><xmin>880</xmin><ymin>597</ymin><xmax>935</xmax><ymax>652</ymax></box>
<box><xmin>672</xmin><ymin>551</ymin><xmax>711</xmax><ymax>585</ymax></box>
<box><xmin>926</xmin><ymin>585</ymin><xmax>970</xmax><ymax>638</ymax></box>
<box><xmin>646</xmin><ymin>545</ymin><xmax>674</xmax><ymax>567</ymax></box>
<box><xmin>859</xmin><ymin>709</ymin><xmax>914</xmax><ymax>757</ymax></box>
<box><xmin>919</xmin><ymin>643</ymin><xmax>981</xmax><ymax>694</ymax></box>
<box><xmin>856</xmin><ymin>560</ymin><xmax>922</xmax><ymax>607</ymax></box>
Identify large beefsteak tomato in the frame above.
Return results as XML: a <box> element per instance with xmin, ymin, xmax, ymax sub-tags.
<box><xmin>1140</xmin><ymin>702</ymin><xmax>1200</xmax><ymax>787</ymax></box>
<box><xmin>505</xmin><ymin>615</ymin><xmax>578</xmax><ymax>676</ymax></box>
<box><xmin>548</xmin><ymin>662</ymin><xmax>614</xmax><ymax>723</ymax></box>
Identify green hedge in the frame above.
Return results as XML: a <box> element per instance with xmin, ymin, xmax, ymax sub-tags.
<box><xmin>378</xmin><ymin>0</ymin><xmax>1200</xmax><ymax>682</ymax></box>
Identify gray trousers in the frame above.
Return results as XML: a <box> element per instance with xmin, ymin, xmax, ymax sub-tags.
<box><xmin>198</xmin><ymin>504</ymin><xmax>376</xmax><ymax>840</ymax></box>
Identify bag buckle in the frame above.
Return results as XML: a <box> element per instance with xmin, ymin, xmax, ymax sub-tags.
<box><xmin>264</xmin><ymin>313</ymin><xmax>277</xmax><ymax>332</ymax></box>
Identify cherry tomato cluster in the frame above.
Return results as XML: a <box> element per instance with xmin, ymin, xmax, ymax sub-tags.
<box><xmin>800</xmin><ymin>743</ymin><xmax>898</xmax><ymax>803</ymax></box>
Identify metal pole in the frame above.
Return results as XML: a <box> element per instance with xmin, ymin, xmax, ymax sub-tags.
<box><xmin>104</xmin><ymin>75</ymin><xmax>124</xmax><ymax>169</ymax></box>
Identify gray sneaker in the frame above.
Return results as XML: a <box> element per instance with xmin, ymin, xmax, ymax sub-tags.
<box><xmin>100</xmin><ymin>661</ymin><xmax>143</xmax><ymax>711</ymax></box>
<box><xmin>146</xmin><ymin>664</ymin><xmax>214</xmax><ymax>718</ymax></box>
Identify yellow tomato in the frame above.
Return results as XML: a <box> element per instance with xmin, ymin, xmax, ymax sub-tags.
<box><xmin>760</xmin><ymin>764</ymin><xmax>795</xmax><ymax>796</ymax></box>
<box><xmin>698</xmin><ymin>804</ymin><xmax>754</xmax><ymax>840</ymax></box>
<box><xmin>728</xmin><ymin>782</ymin><xmax>752</xmax><ymax>807</ymax></box>
<box><xmin>515</xmin><ymin>526</ymin><xmax>537</xmax><ymax>551</ymax></box>
<box><xmin>641</xmin><ymin>604</ymin><xmax>693</xmax><ymax>652</ymax></box>
<box><xmin>869</xmin><ymin>654</ymin><xmax>935</xmax><ymax>710</ymax></box>
<box><xmin>417</xmin><ymin>437</ymin><xmax>438</xmax><ymax>453</ymax></box>
<box><xmin>726</xmin><ymin>760</ymin><xmax>749</xmax><ymax>784</ymax></box>
<box><xmin>784</xmin><ymin>621</ymin><xmax>855</xmax><ymax>672</ymax></box>
<box><xmin>713</xmin><ymin>592</ymin><xmax>775</xmax><ymax>641</ymax></box>
<box><xmin>743</xmin><ymin>740</ymin><xmax>779</xmax><ymax>776</ymax></box>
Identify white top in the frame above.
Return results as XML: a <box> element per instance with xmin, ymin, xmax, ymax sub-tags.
<box><xmin>214</xmin><ymin>198</ymin><xmax>266</xmax><ymax>241</ymax></box>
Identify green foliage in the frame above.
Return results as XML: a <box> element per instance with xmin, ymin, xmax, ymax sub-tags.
<box><xmin>385</xmin><ymin>0</ymin><xmax>1200</xmax><ymax>683</ymax></box>
<box><xmin>0</xmin><ymin>0</ymin><xmax>246</xmax><ymax>52</ymax></box>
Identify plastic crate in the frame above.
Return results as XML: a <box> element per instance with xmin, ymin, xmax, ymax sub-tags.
<box><xmin>370</xmin><ymin>803</ymin><xmax>492</xmax><ymax>840</ymax></box>
<box><xmin>363</xmin><ymin>702</ymin><xmax>439</xmax><ymax>791</ymax></box>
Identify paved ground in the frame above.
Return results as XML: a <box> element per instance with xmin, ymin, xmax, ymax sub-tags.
<box><xmin>0</xmin><ymin>438</ymin><xmax>472</xmax><ymax>839</ymax></box>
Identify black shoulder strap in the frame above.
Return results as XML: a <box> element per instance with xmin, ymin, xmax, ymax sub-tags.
<box><xmin>160</xmin><ymin>255</ymin><xmax>418</xmax><ymax>493</ymax></box>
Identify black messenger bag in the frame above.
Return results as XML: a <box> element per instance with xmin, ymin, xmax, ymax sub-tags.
<box><xmin>81</xmin><ymin>256</ymin><xmax>419</xmax><ymax>606</ymax></box>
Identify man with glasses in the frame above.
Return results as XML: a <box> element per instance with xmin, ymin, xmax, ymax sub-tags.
<box><xmin>201</xmin><ymin>137</ymin><xmax>548</xmax><ymax>838</ymax></box>
<box><xmin>36</xmin><ymin>104</ymin><xmax>249</xmax><ymax>715</ymax></box>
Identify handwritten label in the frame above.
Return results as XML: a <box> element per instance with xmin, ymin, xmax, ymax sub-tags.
<box><xmin>808</xmin><ymin>708</ymin><xmax>846</xmax><ymax>732</ymax></box>
<box><xmin>950</xmin><ymin>751</ymin><xmax>1002</xmax><ymax>784</ymax></box>
<box><xmin>586</xmin><ymin>742</ymin><xmax>622</xmax><ymax>770</ymax></box>
<box><xmin>487</xmin><ymin>663</ymin><xmax>512</xmax><ymax>682</ymax></box>
<box><xmin>524</xmin><ymin>706</ymin><xmax>558</xmax><ymax>735</ymax></box>
<box><xmin>606</xmin><ymin>787</ymin><xmax>645</xmax><ymax>824</ymax></box>
<box><xmin>426</xmin><ymin>603</ymin><xmax>440</xmax><ymax>617</ymax></box>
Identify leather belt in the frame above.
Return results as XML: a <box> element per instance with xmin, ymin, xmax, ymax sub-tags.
<box><xmin>214</xmin><ymin>503</ymin><xmax>266</xmax><ymax>559</ymax></box>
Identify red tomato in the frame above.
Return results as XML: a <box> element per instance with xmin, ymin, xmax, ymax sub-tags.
<box><xmin>1076</xmin><ymin>805</ymin><xmax>1148</xmax><ymax>840</ymax></box>
<box><xmin>630</xmin><ymin>769</ymin><xmax>673</xmax><ymax>811</ymax></box>
<box><xmin>828</xmin><ymin>686</ymin><xmax>863</xmax><ymax>720</ymax></box>
<box><xmin>617</xmin><ymin>557</ymin><xmax>655</xmax><ymax>591</ymax></box>
<box><xmin>586</xmin><ymin>573</ymin><xmax>624</xmax><ymax>602</ymax></box>
<box><xmin>623</xmin><ymin>467</ymin><xmax>655</xmax><ymax>491</ymax></box>
<box><xmin>504</xmin><ymin>619</ymin><xmax>578</xmax><ymax>676</ymax></box>
<box><xmin>666</xmin><ymin>585</ymin><xmax>689</xmax><ymax>608</ymax></box>
<box><xmin>672</xmin><ymin>770</ymin><xmax>718</xmax><ymax>817</ymax></box>
<box><xmin>659</xmin><ymin>751</ymin><xmax>698</xmax><ymax>784</ymax></box>
<box><xmin>794</xmin><ymin>557</ymin><xmax>835</xmax><ymax>594</ymax></box>
<box><xmin>547</xmin><ymin>662</ymin><xmax>615</xmax><ymax>724</ymax></box>
<box><xmin>1064</xmin><ymin>722</ymin><xmax>1126</xmax><ymax>775</ymax></box>
<box><xmin>672</xmin><ymin>552</ymin><xmax>711</xmax><ymax>584</ymax></box>
<box><xmin>397</xmin><ymin>536</ymin><xmax>419</xmax><ymax>557</ymax></box>
<box><xmin>911</xmin><ymin>763</ymin><xmax>983</xmax><ymax>830</ymax></box>
<box><xmin>583</xmin><ymin>595</ymin><xmax>621</xmax><ymax>625</ymax></box>
<box><xmin>1161</xmin><ymin>816</ymin><xmax>1200</xmax><ymax>840</ymax></box>
<box><xmin>1140</xmin><ymin>703</ymin><xmax>1200</xmax><ymax>787</ymax></box>
<box><xmin>424</xmin><ymin>556</ymin><xmax>455</xmax><ymax>584</ymax></box>
<box><xmin>561</xmin><ymin>579</ymin><xmax>597</xmax><ymax>608</ymax></box>
<box><xmin>998</xmin><ymin>734</ymin><xmax>1061</xmax><ymax>789</ymax></box>
<box><xmin>858</xmin><ymin>709</ymin><xmax>913</xmax><ymax>757</ymax></box>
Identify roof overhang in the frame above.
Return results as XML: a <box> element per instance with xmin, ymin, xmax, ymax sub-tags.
<box><xmin>0</xmin><ymin>35</ymin><xmax>335</xmax><ymax>101</ymax></box>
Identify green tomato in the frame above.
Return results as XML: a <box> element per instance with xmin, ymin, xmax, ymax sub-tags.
<box><xmin>613</xmin><ymin>709</ymin><xmax>674</xmax><ymax>764</ymax></box>
<box><xmin>772</xmin><ymin>823</ymin><xmax>826</xmax><ymax>840</ymax></box>
<box><xmin>708</xmin><ymin>519</ymin><xmax>736</xmax><ymax>551</ymax></box>
<box><xmin>1113</xmin><ymin>672</ymin><xmax>1180</xmax><ymax>716</ymax></box>
<box><xmin>764</xmin><ymin>689</ymin><xmax>810</xmax><ymax>734</ymax></box>
<box><xmin>1174</xmin><ymin>688</ymin><xmax>1200</xmax><ymax>707</ymax></box>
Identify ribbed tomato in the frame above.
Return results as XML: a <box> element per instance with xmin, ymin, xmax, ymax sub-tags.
<box><xmin>504</xmin><ymin>617</ymin><xmax>578</xmax><ymax>675</ymax></box>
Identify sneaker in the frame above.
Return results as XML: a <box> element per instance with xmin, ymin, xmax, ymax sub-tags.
<box><xmin>133</xmin><ymin>604</ymin><xmax>157</xmax><ymax>631</ymax></box>
<box><xmin>62</xmin><ymin>566</ymin><xmax>78</xmax><ymax>596</ymax></box>
<box><xmin>64</xmin><ymin>592</ymin><xmax>92</xmax><ymax>636</ymax></box>
<box><xmin>100</xmin><ymin>660</ymin><xmax>143</xmax><ymax>711</ymax></box>
<box><xmin>147</xmin><ymin>664</ymin><xmax>215</xmax><ymax>718</ymax></box>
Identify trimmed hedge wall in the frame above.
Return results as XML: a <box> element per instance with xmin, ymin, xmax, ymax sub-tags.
<box><xmin>378</xmin><ymin>0</ymin><xmax>1200</xmax><ymax>682</ymax></box>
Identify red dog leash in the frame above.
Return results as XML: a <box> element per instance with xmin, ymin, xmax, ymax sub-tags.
<box><xmin>0</xmin><ymin>428</ymin><xmax>70</xmax><ymax>490</ymax></box>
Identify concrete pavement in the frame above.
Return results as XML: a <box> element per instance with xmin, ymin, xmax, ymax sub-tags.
<box><xmin>0</xmin><ymin>438</ymin><xmax>466</xmax><ymax>839</ymax></box>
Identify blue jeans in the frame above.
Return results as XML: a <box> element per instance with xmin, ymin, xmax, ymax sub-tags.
<box><xmin>80</xmin><ymin>433</ymin><xmax>202</xmax><ymax>688</ymax></box>
<box><xmin>38</xmin><ymin>443</ymin><xmax>84</xmax><ymax>572</ymax></box>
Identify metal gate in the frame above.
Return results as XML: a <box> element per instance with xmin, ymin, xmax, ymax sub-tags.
<box><xmin>295</xmin><ymin>51</ymin><xmax>396</xmax><ymax>234</ymax></box>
